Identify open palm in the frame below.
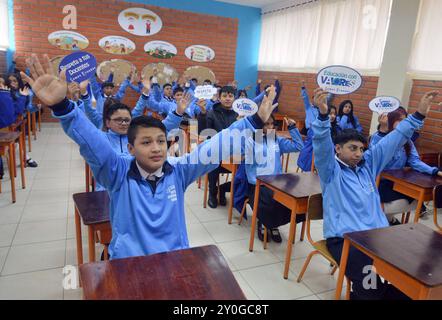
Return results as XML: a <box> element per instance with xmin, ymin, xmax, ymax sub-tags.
<box><xmin>20</xmin><ymin>54</ymin><xmax>67</xmax><ymax>106</ymax></box>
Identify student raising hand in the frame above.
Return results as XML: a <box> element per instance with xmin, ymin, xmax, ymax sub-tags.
<box><xmin>313</xmin><ymin>88</ymin><xmax>329</xmax><ymax>115</ymax></box>
<box><xmin>19</xmin><ymin>86</ymin><xmax>30</xmax><ymax>96</ymax></box>
<box><xmin>20</xmin><ymin>54</ymin><xmax>67</xmax><ymax>106</ymax></box>
<box><xmin>378</xmin><ymin>113</ymin><xmax>388</xmax><ymax>133</ymax></box>
<box><xmin>196</xmin><ymin>98</ymin><xmax>207</xmax><ymax>114</ymax></box>
<box><xmin>79</xmin><ymin>79</ymin><xmax>89</xmax><ymax>96</ymax></box>
<box><xmin>176</xmin><ymin>92</ymin><xmax>192</xmax><ymax>116</ymax></box>
<box><xmin>141</xmin><ymin>77</ymin><xmax>151</xmax><ymax>95</ymax></box>
<box><xmin>284</xmin><ymin>117</ymin><xmax>297</xmax><ymax>128</ymax></box>
<box><xmin>257</xmin><ymin>85</ymin><xmax>278</xmax><ymax>123</ymax></box>
<box><xmin>417</xmin><ymin>91</ymin><xmax>440</xmax><ymax>116</ymax></box>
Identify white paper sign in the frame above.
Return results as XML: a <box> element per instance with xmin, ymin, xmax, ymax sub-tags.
<box><xmin>233</xmin><ymin>98</ymin><xmax>258</xmax><ymax>117</ymax></box>
<box><xmin>369</xmin><ymin>96</ymin><xmax>401</xmax><ymax>114</ymax></box>
<box><xmin>316</xmin><ymin>65</ymin><xmax>363</xmax><ymax>95</ymax></box>
<box><xmin>194</xmin><ymin>85</ymin><xmax>218</xmax><ymax>99</ymax></box>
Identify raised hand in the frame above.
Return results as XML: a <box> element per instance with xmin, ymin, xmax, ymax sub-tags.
<box><xmin>313</xmin><ymin>88</ymin><xmax>328</xmax><ymax>115</ymax></box>
<box><xmin>257</xmin><ymin>79</ymin><xmax>262</xmax><ymax>84</ymax></box>
<box><xmin>67</xmin><ymin>82</ymin><xmax>80</xmax><ymax>100</ymax></box>
<box><xmin>20</xmin><ymin>54</ymin><xmax>67</xmax><ymax>106</ymax></box>
<box><xmin>196</xmin><ymin>98</ymin><xmax>207</xmax><ymax>114</ymax></box>
<box><xmin>79</xmin><ymin>79</ymin><xmax>90</xmax><ymax>96</ymax></box>
<box><xmin>0</xmin><ymin>82</ymin><xmax>9</xmax><ymax>91</ymax></box>
<box><xmin>417</xmin><ymin>91</ymin><xmax>439</xmax><ymax>116</ymax></box>
<box><xmin>244</xmin><ymin>85</ymin><xmax>252</xmax><ymax>91</ymax></box>
<box><xmin>177</xmin><ymin>93</ymin><xmax>192</xmax><ymax>116</ymax></box>
<box><xmin>378</xmin><ymin>113</ymin><xmax>388</xmax><ymax>132</ymax></box>
<box><xmin>257</xmin><ymin>85</ymin><xmax>277</xmax><ymax>123</ymax></box>
<box><xmin>142</xmin><ymin>77</ymin><xmax>151</xmax><ymax>94</ymax></box>
<box><xmin>284</xmin><ymin>117</ymin><xmax>297</xmax><ymax>128</ymax></box>
<box><xmin>301</xmin><ymin>80</ymin><xmax>306</xmax><ymax>87</ymax></box>
<box><xmin>19</xmin><ymin>87</ymin><xmax>30</xmax><ymax>96</ymax></box>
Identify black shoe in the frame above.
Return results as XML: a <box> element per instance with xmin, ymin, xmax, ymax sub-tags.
<box><xmin>219</xmin><ymin>193</ymin><xmax>227</xmax><ymax>206</ymax></box>
<box><xmin>26</xmin><ymin>159</ymin><xmax>38</xmax><ymax>168</ymax></box>
<box><xmin>257</xmin><ymin>223</ymin><xmax>267</xmax><ymax>242</ymax></box>
<box><xmin>389</xmin><ymin>217</ymin><xmax>401</xmax><ymax>226</ymax></box>
<box><xmin>270</xmin><ymin>228</ymin><xmax>282</xmax><ymax>243</ymax></box>
<box><xmin>208</xmin><ymin>196</ymin><xmax>218</xmax><ymax>209</ymax></box>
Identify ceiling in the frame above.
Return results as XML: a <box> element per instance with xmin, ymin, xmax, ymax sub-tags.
<box><xmin>215</xmin><ymin>0</ymin><xmax>283</xmax><ymax>8</ymax></box>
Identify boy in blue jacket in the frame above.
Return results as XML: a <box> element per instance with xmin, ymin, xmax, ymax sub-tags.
<box><xmin>22</xmin><ymin>54</ymin><xmax>278</xmax><ymax>260</ymax></box>
<box><xmin>312</xmin><ymin>88</ymin><xmax>439</xmax><ymax>300</ymax></box>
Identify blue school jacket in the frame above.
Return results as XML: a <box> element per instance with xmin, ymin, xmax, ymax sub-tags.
<box><xmin>312</xmin><ymin>112</ymin><xmax>425</xmax><ymax>239</ymax></box>
<box><xmin>0</xmin><ymin>90</ymin><xmax>17</xmax><ymax>128</ymax></box>
<box><xmin>297</xmin><ymin>128</ymin><xmax>314</xmax><ymax>172</ymax></box>
<box><xmin>52</xmin><ymin>99</ymin><xmax>262</xmax><ymax>259</ymax></box>
<box><xmin>90</xmin><ymin>77</ymin><xmax>130</xmax><ymax>116</ymax></box>
<box><xmin>370</xmin><ymin>132</ymin><xmax>438</xmax><ymax>175</ymax></box>
<box><xmin>337</xmin><ymin>115</ymin><xmax>363</xmax><ymax>132</ymax></box>
<box><xmin>148</xmin><ymin>86</ymin><xmax>177</xmax><ymax>115</ymax></box>
<box><xmin>301</xmin><ymin>87</ymin><xmax>334</xmax><ymax>129</ymax></box>
<box><xmin>245</xmin><ymin>126</ymin><xmax>304</xmax><ymax>185</ymax></box>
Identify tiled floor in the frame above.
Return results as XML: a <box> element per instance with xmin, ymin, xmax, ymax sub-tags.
<box><xmin>0</xmin><ymin>123</ymin><xmax>441</xmax><ymax>300</ymax></box>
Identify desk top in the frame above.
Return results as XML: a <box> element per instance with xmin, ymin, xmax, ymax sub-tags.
<box><xmin>416</xmin><ymin>146</ymin><xmax>441</xmax><ymax>155</ymax></box>
<box><xmin>257</xmin><ymin>173</ymin><xmax>321</xmax><ymax>198</ymax></box>
<box><xmin>79</xmin><ymin>245</ymin><xmax>246</xmax><ymax>300</ymax></box>
<box><xmin>0</xmin><ymin>131</ymin><xmax>21</xmax><ymax>143</ymax></box>
<box><xmin>381</xmin><ymin>169</ymin><xmax>442</xmax><ymax>189</ymax></box>
<box><xmin>344</xmin><ymin>223</ymin><xmax>442</xmax><ymax>287</ymax></box>
<box><xmin>72</xmin><ymin>191</ymin><xmax>110</xmax><ymax>225</ymax></box>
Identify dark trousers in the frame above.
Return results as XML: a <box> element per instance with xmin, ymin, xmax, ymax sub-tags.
<box><xmin>208</xmin><ymin>165</ymin><xmax>231</xmax><ymax>198</ymax></box>
<box><xmin>248</xmin><ymin>184</ymin><xmax>305</xmax><ymax>229</ymax></box>
<box><xmin>327</xmin><ymin>237</ymin><xmax>410</xmax><ymax>300</ymax></box>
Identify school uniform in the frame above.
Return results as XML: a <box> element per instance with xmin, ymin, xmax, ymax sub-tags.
<box><xmin>50</xmin><ymin>97</ymin><xmax>264</xmax><ymax>259</ymax></box>
<box><xmin>370</xmin><ymin>131</ymin><xmax>439</xmax><ymax>204</ymax></box>
<box><xmin>197</xmin><ymin>103</ymin><xmax>239</xmax><ymax>201</ymax></box>
<box><xmin>245</xmin><ymin>125</ymin><xmax>305</xmax><ymax>228</ymax></box>
<box><xmin>0</xmin><ymin>90</ymin><xmax>18</xmax><ymax>128</ymax></box>
<box><xmin>337</xmin><ymin>115</ymin><xmax>363</xmax><ymax>132</ymax></box>
<box><xmin>312</xmin><ymin>111</ymin><xmax>424</xmax><ymax>300</ymax></box>
<box><xmin>89</xmin><ymin>76</ymin><xmax>130</xmax><ymax>115</ymax></box>
<box><xmin>255</xmin><ymin>79</ymin><xmax>281</xmax><ymax>111</ymax></box>
<box><xmin>148</xmin><ymin>84</ymin><xmax>177</xmax><ymax>116</ymax></box>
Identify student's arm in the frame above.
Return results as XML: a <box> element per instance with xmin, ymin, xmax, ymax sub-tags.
<box><xmin>274</xmin><ymin>79</ymin><xmax>281</xmax><ymax>104</ymax></box>
<box><xmin>162</xmin><ymin>111</ymin><xmax>183</xmax><ymax>134</ymax></box>
<box><xmin>107</xmin><ymin>72</ymin><xmax>114</xmax><ymax>83</ymax></box>
<box><xmin>89</xmin><ymin>76</ymin><xmax>102</xmax><ymax>99</ymax></box>
<box><xmin>151</xmin><ymin>83</ymin><xmax>162</xmax><ymax>102</ymax></box>
<box><xmin>147</xmin><ymin>92</ymin><xmax>163</xmax><ymax>113</ymax></box>
<box><xmin>80</xmin><ymin>93</ymin><xmax>102</xmax><ymax>129</ymax></box>
<box><xmin>131</xmin><ymin>94</ymin><xmax>149</xmax><ymax>117</ymax></box>
<box><xmin>255</xmin><ymin>80</ymin><xmax>261</xmax><ymax>96</ymax></box>
<box><xmin>407</xmin><ymin>142</ymin><xmax>439</xmax><ymax>175</ymax></box>
<box><xmin>128</xmin><ymin>82</ymin><xmax>142</xmax><ymax>94</ymax></box>
<box><xmin>115</xmin><ymin>78</ymin><xmax>130</xmax><ymax>101</ymax></box>
<box><xmin>301</xmin><ymin>84</ymin><xmax>311</xmax><ymax>110</ymax></box>
<box><xmin>0</xmin><ymin>90</ymin><xmax>17</xmax><ymax>128</ymax></box>
<box><xmin>253</xmin><ymin>90</ymin><xmax>266</xmax><ymax>105</ymax></box>
<box><xmin>278</xmin><ymin>124</ymin><xmax>304</xmax><ymax>153</ymax></box>
<box><xmin>354</xmin><ymin>116</ymin><xmax>363</xmax><ymax>133</ymax></box>
<box><xmin>338</xmin><ymin>115</ymin><xmax>350</xmax><ymax>130</ymax></box>
<box><xmin>197</xmin><ymin>111</ymin><xmax>208</xmax><ymax>134</ymax></box>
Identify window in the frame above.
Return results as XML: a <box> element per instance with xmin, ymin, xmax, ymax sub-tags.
<box><xmin>0</xmin><ymin>0</ymin><xmax>10</xmax><ymax>50</ymax></box>
<box><xmin>408</xmin><ymin>0</ymin><xmax>442</xmax><ymax>75</ymax></box>
<box><xmin>258</xmin><ymin>0</ymin><xmax>392</xmax><ymax>74</ymax></box>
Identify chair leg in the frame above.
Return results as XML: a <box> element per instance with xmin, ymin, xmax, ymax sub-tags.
<box><xmin>296</xmin><ymin>250</ymin><xmax>319</xmax><ymax>282</ymax></box>
<box><xmin>38</xmin><ymin>109</ymin><xmax>41</xmax><ymax>131</ymax></box>
<box><xmin>285</xmin><ymin>153</ymin><xmax>290</xmax><ymax>173</ymax></box>
<box><xmin>198</xmin><ymin>177</ymin><xmax>201</xmax><ymax>189</ymax></box>
<box><xmin>238</xmin><ymin>199</ymin><xmax>249</xmax><ymax>225</ymax></box>
<box><xmin>203</xmin><ymin>174</ymin><xmax>208</xmax><ymax>208</ymax></box>
<box><xmin>263</xmin><ymin>226</ymin><xmax>268</xmax><ymax>250</ymax></box>
<box><xmin>330</xmin><ymin>265</ymin><xmax>338</xmax><ymax>275</ymax></box>
<box><xmin>225</xmin><ymin>173</ymin><xmax>229</xmax><ymax>183</ymax></box>
<box><xmin>296</xmin><ymin>167</ymin><xmax>300</xmax><ymax>173</ymax></box>
<box><xmin>401</xmin><ymin>213</ymin><xmax>406</xmax><ymax>224</ymax></box>
<box><xmin>299</xmin><ymin>221</ymin><xmax>306</xmax><ymax>241</ymax></box>
<box><xmin>405</xmin><ymin>212</ymin><xmax>411</xmax><ymax>224</ymax></box>
<box><xmin>32</xmin><ymin>112</ymin><xmax>37</xmax><ymax>140</ymax></box>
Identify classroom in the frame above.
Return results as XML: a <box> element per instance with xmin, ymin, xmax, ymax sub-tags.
<box><xmin>0</xmin><ymin>0</ymin><xmax>441</xmax><ymax>303</ymax></box>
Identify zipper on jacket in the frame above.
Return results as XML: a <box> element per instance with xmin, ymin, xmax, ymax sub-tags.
<box><xmin>119</xmin><ymin>136</ymin><xmax>123</xmax><ymax>153</ymax></box>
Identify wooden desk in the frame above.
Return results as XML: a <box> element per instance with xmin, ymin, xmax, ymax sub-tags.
<box><xmin>73</xmin><ymin>191</ymin><xmax>111</xmax><ymax>265</ymax></box>
<box><xmin>335</xmin><ymin>224</ymin><xmax>442</xmax><ymax>300</ymax></box>
<box><xmin>417</xmin><ymin>146</ymin><xmax>440</xmax><ymax>167</ymax></box>
<box><xmin>79</xmin><ymin>245</ymin><xmax>246</xmax><ymax>300</ymax></box>
<box><xmin>0</xmin><ymin>132</ymin><xmax>26</xmax><ymax>203</ymax></box>
<box><xmin>380</xmin><ymin>169</ymin><xmax>442</xmax><ymax>223</ymax></box>
<box><xmin>248</xmin><ymin>173</ymin><xmax>322</xmax><ymax>279</ymax></box>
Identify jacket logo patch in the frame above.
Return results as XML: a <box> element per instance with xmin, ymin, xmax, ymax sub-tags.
<box><xmin>167</xmin><ymin>185</ymin><xmax>177</xmax><ymax>202</ymax></box>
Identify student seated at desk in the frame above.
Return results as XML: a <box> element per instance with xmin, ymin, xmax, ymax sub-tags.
<box><xmin>337</xmin><ymin>100</ymin><xmax>363</xmax><ymax>132</ymax></box>
<box><xmin>22</xmin><ymin>54</ymin><xmax>278</xmax><ymax>260</ymax></box>
<box><xmin>245</xmin><ymin>115</ymin><xmax>304</xmax><ymax>242</ymax></box>
<box><xmin>312</xmin><ymin>88</ymin><xmax>439</xmax><ymax>300</ymax></box>
<box><xmin>370</xmin><ymin>108</ymin><xmax>442</xmax><ymax>224</ymax></box>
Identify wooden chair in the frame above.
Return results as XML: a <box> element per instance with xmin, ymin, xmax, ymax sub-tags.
<box><xmin>296</xmin><ymin>193</ymin><xmax>351</xmax><ymax>300</ymax></box>
<box><xmin>433</xmin><ymin>185</ymin><xmax>442</xmax><ymax>232</ymax></box>
<box><xmin>26</xmin><ymin>111</ymin><xmax>32</xmax><ymax>152</ymax></box>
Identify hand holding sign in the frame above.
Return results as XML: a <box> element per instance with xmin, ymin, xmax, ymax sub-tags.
<box><xmin>378</xmin><ymin>113</ymin><xmax>388</xmax><ymax>133</ymax></box>
<box><xmin>233</xmin><ymin>98</ymin><xmax>258</xmax><ymax>117</ymax></box>
<box><xmin>313</xmin><ymin>88</ymin><xmax>329</xmax><ymax>115</ymax></box>
<box><xmin>194</xmin><ymin>85</ymin><xmax>217</xmax><ymax>100</ymax></box>
<box><xmin>369</xmin><ymin>96</ymin><xmax>401</xmax><ymax>114</ymax></box>
<box><xmin>79</xmin><ymin>79</ymin><xmax>89</xmax><ymax>96</ymax></box>
<box><xmin>21</xmin><ymin>54</ymin><xmax>67</xmax><ymax>106</ymax></box>
<box><xmin>317</xmin><ymin>65</ymin><xmax>362</xmax><ymax>95</ymax></box>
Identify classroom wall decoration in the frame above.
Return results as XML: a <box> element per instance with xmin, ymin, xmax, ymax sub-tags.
<box><xmin>142</xmin><ymin>63</ymin><xmax>179</xmax><ymax>86</ymax></box>
<box><xmin>185</xmin><ymin>45</ymin><xmax>215</xmax><ymax>63</ymax></box>
<box><xmin>118</xmin><ymin>7</ymin><xmax>163</xmax><ymax>36</ymax></box>
<box><xmin>48</xmin><ymin>31</ymin><xmax>89</xmax><ymax>51</ymax></box>
<box><xmin>98</xmin><ymin>36</ymin><xmax>136</xmax><ymax>55</ymax></box>
<box><xmin>97</xmin><ymin>59</ymin><xmax>135</xmax><ymax>86</ymax></box>
<box><xmin>183</xmin><ymin>66</ymin><xmax>216</xmax><ymax>84</ymax></box>
<box><xmin>50</xmin><ymin>56</ymin><xmax>66</xmax><ymax>74</ymax></box>
<box><xmin>144</xmin><ymin>41</ymin><xmax>177</xmax><ymax>59</ymax></box>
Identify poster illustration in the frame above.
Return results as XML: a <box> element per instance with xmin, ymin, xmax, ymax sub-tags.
<box><xmin>142</xmin><ymin>63</ymin><xmax>179</xmax><ymax>86</ymax></box>
<box><xmin>144</xmin><ymin>41</ymin><xmax>177</xmax><ymax>59</ymax></box>
<box><xmin>118</xmin><ymin>8</ymin><xmax>163</xmax><ymax>36</ymax></box>
<box><xmin>185</xmin><ymin>45</ymin><xmax>215</xmax><ymax>62</ymax></box>
<box><xmin>48</xmin><ymin>31</ymin><xmax>89</xmax><ymax>51</ymax></box>
<box><xmin>183</xmin><ymin>66</ymin><xmax>216</xmax><ymax>85</ymax></box>
<box><xmin>97</xmin><ymin>59</ymin><xmax>135</xmax><ymax>86</ymax></box>
<box><xmin>99</xmin><ymin>36</ymin><xmax>136</xmax><ymax>55</ymax></box>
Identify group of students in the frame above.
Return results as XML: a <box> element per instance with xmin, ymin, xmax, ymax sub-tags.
<box><xmin>17</xmin><ymin>53</ymin><xmax>441</xmax><ymax>300</ymax></box>
<box><xmin>0</xmin><ymin>59</ymin><xmax>41</xmax><ymax>179</ymax></box>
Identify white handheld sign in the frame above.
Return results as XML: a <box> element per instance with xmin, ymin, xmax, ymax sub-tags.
<box><xmin>369</xmin><ymin>96</ymin><xmax>401</xmax><ymax>114</ymax></box>
<box><xmin>194</xmin><ymin>85</ymin><xmax>217</xmax><ymax>99</ymax></box>
<box><xmin>317</xmin><ymin>65</ymin><xmax>363</xmax><ymax>95</ymax></box>
<box><xmin>233</xmin><ymin>98</ymin><xmax>258</xmax><ymax>117</ymax></box>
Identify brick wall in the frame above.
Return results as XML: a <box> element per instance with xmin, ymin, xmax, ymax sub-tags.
<box><xmin>12</xmin><ymin>0</ymin><xmax>238</xmax><ymax>122</ymax></box>
<box><xmin>258</xmin><ymin>71</ymin><xmax>379</xmax><ymax>135</ymax></box>
<box><xmin>408</xmin><ymin>79</ymin><xmax>442</xmax><ymax>150</ymax></box>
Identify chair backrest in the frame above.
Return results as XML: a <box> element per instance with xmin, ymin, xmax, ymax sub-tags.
<box><xmin>433</xmin><ymin>184</ymin><xmax>442</xmax><ymax>209</ymax></box>
<box><xmin>307</xmin><ymin>193</ymin><xmax>323</xmax><ymax>221</ymax></box>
